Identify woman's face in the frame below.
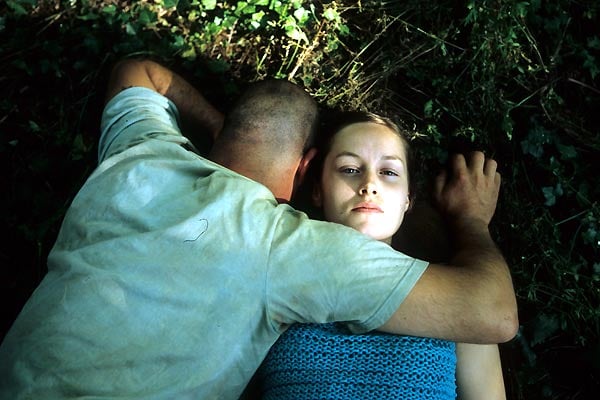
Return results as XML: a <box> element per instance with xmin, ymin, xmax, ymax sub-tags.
<box><xmin>315</xmin><ymin>122</ymin><xmax>410</xmax><ymax>244</ymax></box>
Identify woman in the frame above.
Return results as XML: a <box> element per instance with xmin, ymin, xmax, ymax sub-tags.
<box><xmin>256</xmin><ymin>111</ymin><xmax>506</xmax><ymax>399</ymax></box>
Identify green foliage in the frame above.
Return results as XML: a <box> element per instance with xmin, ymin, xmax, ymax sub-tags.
<box><xmin>1</xmin><ymin>0</ymin><xmax>599</xmax><ymax>398</ymax></box>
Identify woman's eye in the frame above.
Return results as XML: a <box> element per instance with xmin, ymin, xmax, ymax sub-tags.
<box><xmin>381</xmin><ymin>170</ymin><xmax>399</xmax><ymax>177</ymax></box>
<box><xmin>340</xmin><ymin>167</ymin><xmax>360</xmax><ymax>174</ymax></box>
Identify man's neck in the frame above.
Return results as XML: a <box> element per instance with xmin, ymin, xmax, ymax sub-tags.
<box><xmin>209</xmin><ymin>143</ymin><xmax>299</xmax><ymax>202</ymax></box>
<box><xmin>210</xmin><ymin>159</ymin><xmax>294</xmax><ymax>203</ymax></box>
<box><xmin>244</xmin><ymin>169</ymin><xmax>294</xmax><ymax>203</ymax></box>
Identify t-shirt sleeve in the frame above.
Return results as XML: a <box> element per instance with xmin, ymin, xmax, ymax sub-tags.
<box><xmin>99</xmin><ymin>87</ymin><xmax>191</xmax><ymax>162</ymax></box>
<box><xmin>266</xmin><ymin>208</ymin><xmax>428</xmax><ymax>334</ymax></box>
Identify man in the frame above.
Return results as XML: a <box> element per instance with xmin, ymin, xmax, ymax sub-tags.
<box><xmin>0</xmin><ymin>59</ymin><xmax>517</xmax><ymax>399</ymax></box>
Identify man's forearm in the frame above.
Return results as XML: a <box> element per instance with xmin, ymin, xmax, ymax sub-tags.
<box><xmin>380</xmin><ymin>247</ymin><xmax>517</xmax><ymax>343</ymax></box>
<box><xmin>143</xmin><ymin>61</ymin><xmax>224</xmax><ymax>140</ymax></box>
<box><xmin>449</xmin><ymin>221</ymin><xmax>517</xmax><ymax>341</ymax></box>
<box><xmin>105</xmin><ymin>59</ymin><xmax>224</xmax><ymax>145</ymax></box>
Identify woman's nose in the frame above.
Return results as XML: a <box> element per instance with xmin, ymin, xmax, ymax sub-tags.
<box><xmin>359</xmin><ymin>178</ymin><xmax>378</xmax><ymax>195</ymax></box>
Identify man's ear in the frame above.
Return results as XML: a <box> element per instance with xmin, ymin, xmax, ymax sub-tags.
<box><xmin>295</xmin><ymin>147</ymin><xmax>317</xmax><ymax>187</ymax></box>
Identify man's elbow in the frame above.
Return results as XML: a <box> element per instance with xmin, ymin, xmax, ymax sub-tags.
<box><xmin>105</xmin><ymin>59</ymin><xmax>155</xmax><ymax>103</ymax></box>
<box><xmin>485</xmin><ymin>304</ymin><xmax>519</xmax><ymax>343</ymax></box>
<box><xmin>501</xmin><ymin>308</ymin><xmax>519</xmax><ymax>342</ymax></box>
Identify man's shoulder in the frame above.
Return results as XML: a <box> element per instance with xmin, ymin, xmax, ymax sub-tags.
<box><xmin>99</xmin><ymin>87</ymin><xmax>182</xmax><ymax>162</ymax></box>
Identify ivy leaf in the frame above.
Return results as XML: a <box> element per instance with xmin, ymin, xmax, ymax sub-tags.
<box><xmin>182</xmin><ymin>44</ymin><xmax>197</xmax><ymax>60</ymax></box>
<box><xmin>125</xmin><ymin>23</ymin><xmax>136</xmax><ymax>35</ymax></box>
<box><xmin>582</xmin><ymin>50</ymin><xmax>599</xmax><ymax>79</ymax></box>
<box><xmin>28</xmin><ymin>120</ymin><xmax>41</xmax><ymax>133</ymax></box>
<box><xmin>515</xmin><ymin>2</ymin><xmax>529</xmax><ymax>18</ymax></box>
<box><xmin>520</xmin><ymin>138</ymin><xmax>536</xmax><ymax>157</ymax></box>
<box><xmin>294</xmin><ymin>7</ymin><xmax>310</xmax><ymax>25</ymax></box>
<box><xmin>6</xmin><ymin>0</ymin><xmax>28</xmax><ymax>16</ymax></box>
<box><xmin>207</xmin><ymin>59</ymin><xmax>230</xmax><ymax>74</ymax></box>
<box><xmin>202</xmin><ymin>0</ymin><xmax>217</xmax><ymax>10</ymax></box>
<box><xmin>557</xmin><ymin>143</ymin><xmax>577</xmax><ymax>160</ymax></box>
<box><xmin>542</xmin><ymin>183</ymin><xmax>564</xmax><ymax>207</ymax></box>
<box><xmin>554</xmin><ymin>183</ymin><xmax>563</xmax><ymax>197</ymax></box>
<box><xmin>139</xmin><ymin>8</ymin><xmax>157</xmax><ymax>26</ymax></box>
<box><xmin>250</xmin><ymin>11</ymin><xmax>265</xmax><ymax>29</ymax></box>
<box><xmin>236</xmin><ymin>2</ymin><xmax>256</xmax><ymax>16</ymax></box>
<box><xmin>162</xmin><ymin>0</ymin><xmax>179</xmax><ymax>9</ymax></box>
<box><xmin>588</xmin><ymin>36</ymin><xmax>600</xmax><ymax>50</ymax></box>
<box><xmin>171</xmin><ymin>35</ymin><xmax>185</xmax><ymax>50</ymax></box>
<box><xmin>424</xmin><ymin>99</ymin><xmax>433</xmax><ymax>118</ymax></box>
<box><xmin>582</xmin><ymin>226</ymin><xmax>598</xmax><ymax>246</ymax></box>
<box><xmin>521</xmin><ymin>123</ymin><xmax>553</xmax><ymax>158</ymax></box>
<box><xmin>284</xmin><ymin>16</ymin><xmax>308</xmax><ymax>42</ymax></box>
<box><xmin>71</xmin><ymin>134</ymin><xmax>87</xmax><ymax>161</ymax></box>
<box><xmin>338</xmin><ymin>23</ymin><xmax>350</xmax><ymax>36</ymax></box>
<box><xmin>323</xmin><ymin>7</ymin><xmax>339</xmax><ymax>22</ymax></box>
<box><xmin>102</xmin><ymin>5</ymin><xmax>117</xmax><ymax>15</ymax></box>
<box><xmin>531</xmin><ymin>313</ymin><xmax>560</xmax><ymax>346</ymax></box>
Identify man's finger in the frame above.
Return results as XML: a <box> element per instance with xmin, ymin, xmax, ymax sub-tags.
<box><xmin>468</xmin><ymin>151</ymin><xmax>485</xmax><ymax>171</ymax></box>
<box><xmin>451</xmin><ymin>154</ymin><xmax>467</xmax><ymax>176</ymax></box>
<box><xmin>434</xmin><ymin>170</ymin><xmax>447</xmax><ymax>200</ymax></box>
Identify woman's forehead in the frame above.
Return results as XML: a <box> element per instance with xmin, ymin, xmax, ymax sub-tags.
<box><xmin>330</xmin><ymin>122</ymin><xmax>407</xmax><ymax>157</ymax></box>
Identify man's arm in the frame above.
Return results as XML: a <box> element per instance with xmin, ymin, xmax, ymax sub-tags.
<box><xmin>380</xmin><ymin>152</ymin><xmax>518</xmax><ymax>343</ymax></box>
<box><xmin>105</xmin><ymin>58</ymin><xmax>224</xmax><ymax>144</ymax></box>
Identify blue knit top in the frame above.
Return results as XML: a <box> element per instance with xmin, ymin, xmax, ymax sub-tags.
<box><xmin>258</xmin><ymin>323</ymin><xmax>456</xmax><ymax>399</ymax></box>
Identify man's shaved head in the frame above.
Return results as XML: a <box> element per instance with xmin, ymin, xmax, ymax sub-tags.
<box><xmin>218</xmin><ymin>80</ymin><xmax>318</xmax><ymax>156</ymax></box>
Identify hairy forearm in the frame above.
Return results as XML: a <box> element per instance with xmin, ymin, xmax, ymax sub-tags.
<box><xmin>450</xmin><ymin>220</ymin><xmax>517</xmax><ymax>339</ymax></box>
<box><xmin>380</xmin><ymin>224</ymin><xmax>518</xmax><ymax>343</ymax></box>
<box><xmin>106</xmin><ymin>59</ymin><xmax>224</xmax><ymax>146</ymax></box>
<box><xmin>143</xmin><ymin>61</ymin><xmax>224</xmax><ymax>140</ymax></box>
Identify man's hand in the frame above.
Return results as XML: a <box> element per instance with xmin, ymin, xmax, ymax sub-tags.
<box><xmin>434</xmin><ymin>151</ymin><xmax>501</xmax><ymax>229</ymax></box>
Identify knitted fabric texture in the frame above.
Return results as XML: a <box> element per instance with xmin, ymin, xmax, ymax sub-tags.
<box><xmin>259</xmin><ymin>323</ymin><xmax>456</xmax><ymax>400</ymax></box>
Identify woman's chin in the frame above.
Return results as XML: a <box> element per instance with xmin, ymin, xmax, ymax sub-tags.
<box><xmin>355</xmin><ymin>227</ymin><xmax>392</xmax><ymax>244</ymax></box>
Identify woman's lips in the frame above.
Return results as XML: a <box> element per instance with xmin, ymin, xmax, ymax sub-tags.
<box><xmin>351</xmin><ymin>202</ymin><xmax>383</xmax><ymax>213</ymax></box>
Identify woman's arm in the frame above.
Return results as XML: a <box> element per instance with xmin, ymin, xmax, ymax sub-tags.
<box><xmin>456</xmin><ymin>343</ymin><xmax>506</xmax><ymax>400</ymax></box>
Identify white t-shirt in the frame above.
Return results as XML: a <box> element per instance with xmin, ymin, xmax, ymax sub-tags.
<box><xmin>0</xmin><ymin>87</ymin><xmax>428</xmax><ymax>399</ymax></box>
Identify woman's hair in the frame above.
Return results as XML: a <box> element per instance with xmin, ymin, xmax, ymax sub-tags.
<box><xmin>293</xmin><ymin>109</ymin><xmax>415</xmax><ymax>217</ymax></box>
